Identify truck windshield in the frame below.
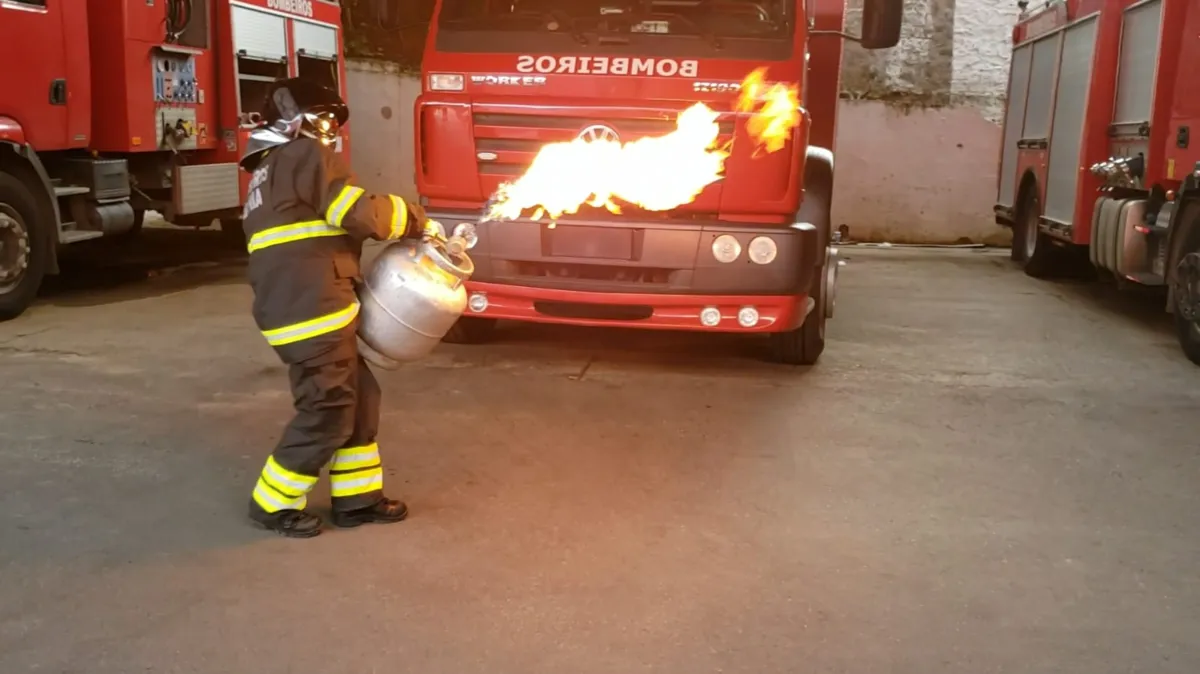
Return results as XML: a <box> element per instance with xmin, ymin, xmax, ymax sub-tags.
<box><xmin>435</xmin><ymin>0</ymin><xmax>795</xmax><ymax>61</ymax></box>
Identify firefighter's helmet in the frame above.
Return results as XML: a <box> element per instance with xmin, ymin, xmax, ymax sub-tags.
<box><xmin>240</xmin><ymin>78</ymin><xmax>350</xmax><ymax>171</ymax></box>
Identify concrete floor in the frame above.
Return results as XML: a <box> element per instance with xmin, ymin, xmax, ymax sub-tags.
<box><xmin>1</xmin><ymin>230</ymin><xmax>1198</xmax><ymax>674</ymax></box>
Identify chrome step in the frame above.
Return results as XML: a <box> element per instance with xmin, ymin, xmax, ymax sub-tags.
<box><xmin>59</xmin><ymin>230</ymin><xmax>104</xmax><ymax>244</ymax></box>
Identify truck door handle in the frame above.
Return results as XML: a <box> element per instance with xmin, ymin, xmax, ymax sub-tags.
<box><xmin>49</xmin><ymin>79</ymin><xmax>67</xmax><ymax>105</ymax></box>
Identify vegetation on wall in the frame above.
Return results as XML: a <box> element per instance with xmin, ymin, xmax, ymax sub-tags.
<box><xmin>340</xmin><ymin>0</ymin><xmax>435</xmax><ymax>72</ymax></box>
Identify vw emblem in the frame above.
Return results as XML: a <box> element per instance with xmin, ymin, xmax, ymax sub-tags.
<box><xmin>578</xmin><ymin>124</ymin><xmax>620</xmax><ymax>143</ymax></box>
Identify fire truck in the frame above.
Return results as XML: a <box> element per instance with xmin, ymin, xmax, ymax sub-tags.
<box><xmin>993</xmin><ymin>0</ymin><xmax>1200</xmax><ymax>365</ymax></box>
<box><xmin>0</xmin><ymin>0</ymin><xmax>349</xmax><ymax>320</ymax></box>
<box><xmin>414</xmin><ymin>0</ymin><xmax>902</xmax><ymax>365</ymax></box>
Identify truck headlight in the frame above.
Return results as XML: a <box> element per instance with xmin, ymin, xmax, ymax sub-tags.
<box><xmin>429</xmin><ymin>73</ymin><xmax>464</xmax><ymax>91</ymax></box>
<box><xmin>712</xmin><ymin>235</ymin><xmax>741</xmax><ymax>263</ymax></box>
<box><xmin>747</xmin><ymin>236</ymin><xmax>778</xmax><ymax>264</ymax></box>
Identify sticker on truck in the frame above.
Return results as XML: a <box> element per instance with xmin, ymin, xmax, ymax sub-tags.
<box><xmin>515</xmin><ymin>55</ymin><xmax>699</xmax><ymax>77</ymax></box>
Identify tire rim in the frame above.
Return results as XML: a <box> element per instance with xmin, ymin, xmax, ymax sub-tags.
<box><xmin>823</xmin><ymin>246</ymin><xmax>839</xmax><ymax>320</ymax></box>
<box><xmin>0</xmin><ymin>204</ymin><xmax>30</xmax><ymax>295</ymax></box>
<box><xmin>1022</xmin><ymin>202</ymin><xmax>1039</xmax><ymax>260</ymax></box>
<box><xmin>1175</xmin><ymin>251</ymin><xmax>1200</xmax><ymax>323</ymax></box>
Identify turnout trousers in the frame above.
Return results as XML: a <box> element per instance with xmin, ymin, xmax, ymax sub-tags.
<box><xmin>249</xmin><ymin>346</ymin><xmax>387</xmax><ymax>515</ymax></box>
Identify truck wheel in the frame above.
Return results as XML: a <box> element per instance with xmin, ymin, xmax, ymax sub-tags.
<box><xmin>1172</xmin><ymin>247</ymin><xmax>1200</xmax><ymax>366</ymax></box>
<box><xmin>766</xmin><ymin>260</ymin><xmax>828</xmax><ymax>366</ymax></box>
<box><xmin>1015</xmin><ymin>188</ymin><xmax>1061</xmax><ymax>278</ymax></box>
<box><xmin>442</xmin><ymin>316</ymin><xmax>497</xmax><ymax>344</ymax></box>
<box><xmin>0</xmin><ymin>172</ymin><xmax>49</xmax><ymax>321</ymax></box>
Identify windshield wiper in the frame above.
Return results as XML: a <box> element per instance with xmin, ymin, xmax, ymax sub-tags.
<box><xmin>509</xmin><ymin>9</ymin><xmax>591</xmax><ymax>45</ymax></box>
<box><xmin>615</xmin><ymin>11</ymin><xmax>724</xmax><ymax>50</ymax></box>
<box><xmin>443</xmin><ymin>10</ymin><xmax>590</xmax><ymax>45</ymax></box>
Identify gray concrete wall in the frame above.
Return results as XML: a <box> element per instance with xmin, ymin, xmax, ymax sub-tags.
<box><xmin>344</xmin><ymin>60</ymin><xmax>422</xmax><ymax>202</ymax></box>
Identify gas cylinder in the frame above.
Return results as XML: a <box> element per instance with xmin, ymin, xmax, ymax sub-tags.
<box><xmin>356</xmin><ymin>233</ymin><xmax>475</xmax><ymax>370</ymax></box>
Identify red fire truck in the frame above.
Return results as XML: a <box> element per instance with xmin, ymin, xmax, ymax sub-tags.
<box><xmin>993</xmin><ymin>0</ymin><xmax>1200</xmax><ymax>365</ymax></box>
<box><xmin>0</xmin><ymin>0</ymin><xmax>349</xmax><ymax>320</ymax></box>
<box><xmin>415</xmin><ymin>0</ymin><xmax>902</xmax><ymax>365</ymax></box>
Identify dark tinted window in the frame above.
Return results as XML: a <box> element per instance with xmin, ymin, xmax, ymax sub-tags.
<box><xmin>439</xmin><ymin>0</ymin><xmax>793</xmax><ymax>40</ymax></box>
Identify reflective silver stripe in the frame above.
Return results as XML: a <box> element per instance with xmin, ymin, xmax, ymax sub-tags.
<box><xmin>261</xmin><ymin>302</ymin><xmax>360</xmax><ymax>347</ymax></box>
<box><xmin>330</xmin><ymin>467</ymin><xmax>384</xmax><ymax>497</ymax></box>
<box><xmin>263</xmin><ymin>458</ymin><xmax>316</xmax><ymax>495</ymax></box>
<box><xmin>331</xmin><ymin>443</ymin><xmax>381</xmax><ymax>471</ymax></box>
<box><xmin>326</xmin><ymin>185</ymin><xmax>365</xmax><ymax>228</ymax></box>
<box><xmin>253</xmin><ymin>479</ymin><xmax>308</xmax><ymax>513</ymax></box>
<box><xmin>247</xmin><ymin>220</ymin><xmax>347</xmax><ymax>253</ymax></box>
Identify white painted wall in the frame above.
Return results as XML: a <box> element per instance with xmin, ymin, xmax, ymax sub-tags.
<box><xmin>344</xmin><ymin>0</ymin><xmax>1020</xmax><ymax>245</ymax></box>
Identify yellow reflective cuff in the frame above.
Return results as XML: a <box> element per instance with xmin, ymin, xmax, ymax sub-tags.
<box><xmin>253</xmin><ymin>477</ymin><xmax>309</xmax><ymax>513</ymax></box>
<box><xmin>331</xmin><ymin>443</ymin><xmax>381</xmax><ymax>472</ymax></box>
<box><xmin>261</xmin><ymin>455</ymin><xmax>318</xmax><ymax>497</ymax></box>
<box><xmin>388</xmin><ymin>195</ymin><xmax>408</xmax><ymax>239</ymax></box>
<box><xmin>330</xmin><ymin>466</ymin><xmax>384</xmax><ymax>498</ymax></box>
<box><xmin>261</xmin><ymin>302</ymin><xmax>360</xmax><ymax>347</ymax></box>
<box><xmin>325</xmin><ymin>185</ymin><xmax>366</xmax><ymax>228</ymax></box>
<box><xmin>247</xmin><ymin>220</ymin><xmax>347</xmax><ymax>253</ymax></box>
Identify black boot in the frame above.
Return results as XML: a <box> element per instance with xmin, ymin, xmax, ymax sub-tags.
<box><xmin>248</xmin><ymin>501</ymin><xmax>323</xmax><ymax>538</ymax></box>
<box><xmin>331</xmin><ymin>497</ymin><xmax>408</xmax><ymax>528</ymax></box>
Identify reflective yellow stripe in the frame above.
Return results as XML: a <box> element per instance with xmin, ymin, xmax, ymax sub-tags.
<box><xmin>388</xmin><ymin>195</ymin><xmax>408</xmax><ymax>239</ymax></box>
<box><xmin>252</xmin><ymin>477</ymin><xmax>309</xmax><ymax>513</ymax></box>
<box><xmin>330</xmin><ymin>466</ymin><xmax>384</xmax><ymax>498</ymax></box>
<box><xmin>325</xmin><ymin>185</ymin><xmax>365</xmax><ymax>228</ymax></box>
<box><xmin>261</xmin><ymin>302</ymin><xmax>360</xmax><ymax>347</ymax></box>
<box><xmin>331</xmin><ymin>443</ymin><xmax>381</xmax><ymax>472</ymax></box>
<box><xmin>261</xmin><ymin>455</ymin><xmax>318</xmax><ymax>497</ymax></box>
<box><xmin>247</xmin><ymin>220</ymin><xmax>347</xmax><ymax>253</ymax></box>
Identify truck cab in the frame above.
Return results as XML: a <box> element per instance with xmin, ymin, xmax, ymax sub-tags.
<box><xmin>415</xmin><ymin>0</ymin><xmax>901</xmax><ymax>365</ymax></box>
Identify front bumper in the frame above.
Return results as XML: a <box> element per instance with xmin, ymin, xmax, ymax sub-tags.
<box><xmin>429</xmin><ymin>210</ymin><xmax>821</xmax><ymax>332</ymax></box>
<box><xmin>464</xmin><ymin>282</ymin><xmax>812</xmax><ymax>333</ymax></box>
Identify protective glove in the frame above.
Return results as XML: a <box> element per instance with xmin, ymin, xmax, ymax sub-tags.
<box><xmin>399</xmin><ymin>200</ymin><xmax>443</xmax><ymax>241</ymax></box>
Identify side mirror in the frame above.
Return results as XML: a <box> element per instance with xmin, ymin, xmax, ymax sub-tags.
<box><xmin>860</xmin><ymin>0</ymin><xmax>903</xmax><ymax>50</ymax></box>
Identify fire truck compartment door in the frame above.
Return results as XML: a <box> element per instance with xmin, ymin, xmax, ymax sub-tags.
<box><xmin>294</xmin><ymin>20</ymin><xmax>338</xmax><ymax>60</ymax></box>
<box><xmin>232</xmin><ymin>7</ymin><xmax>288</xmax><ymax>61</ymax></box>
<box><xmin>173</xmin><ymin>163</ymin><xmax>242</xmax><ymax>215</ymax></box>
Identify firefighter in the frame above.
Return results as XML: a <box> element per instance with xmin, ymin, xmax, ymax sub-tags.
<box><xmin>238</xmin><ymin>78</ymin><xmax>438</xmax><ymax>538</ymax></box>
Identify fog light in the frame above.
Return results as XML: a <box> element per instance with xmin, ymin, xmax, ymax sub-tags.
<box><xmin>737</xmin><ymin>306</ymin><xmax>759</xmax><ymax>327</ymax></box>
<box><xmin>468</xmin><ymin>293</ymin><xmax>488</xmax><ymax>313</ymax></box>
<box><xmin>711</xmin><ymin>235</ymin><xmax>741</xmax><ymax>263</ymax></box>
<box><xmin>700</xmin><ymin>306</ymin><xmax>721</xmax><ymax>327</ymax></box>
<box><xmin>747</xmin><ymin>236</ymin><xmax>777</xmax><ymax>264</ymax></box>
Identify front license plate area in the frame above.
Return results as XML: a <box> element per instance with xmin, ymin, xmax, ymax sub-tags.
<box><xmin>547</xmin><ymin>226</ymin><xmax>635</xmax><ymax>260</ymax></box>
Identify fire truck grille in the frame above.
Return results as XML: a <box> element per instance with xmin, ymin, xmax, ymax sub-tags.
<box><xmin>471</xmin><ymin>111</ymin><xmax>735</xmax><ymax>177</ymax></box>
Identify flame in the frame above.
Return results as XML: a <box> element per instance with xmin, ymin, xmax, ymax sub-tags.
<box><xmin>484</xmin><ymin>68</ymin><xmax>801</xmax><ymax>223</ymax></box>
<box><xmin>735</xmin><ymin>67</ymin><xmax>802</xmax><ymax>156</ymax></box>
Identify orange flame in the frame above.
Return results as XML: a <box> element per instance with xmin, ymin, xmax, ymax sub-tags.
<box><xmin>484</xmin><ymin>68</ymin><xmax>801</xmax><ymax>223</ymax></box>
<box><xmin>735</xmin><ymin>67</ymin><xmax>802</xmax><ymax>156</ymax></box>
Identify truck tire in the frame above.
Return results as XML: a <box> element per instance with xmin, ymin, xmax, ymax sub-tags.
<box><xmin>767</xmin><ymin>263</ymin><xmax>827</xmax><ymax>365</ymax></box>
<box><xmin>1015</xmin><ymin>188</ymin><xmax>1061</xmax><ymax>278</ymax></box>
<box><xmin>0</xmin><ymin>171</ymin><xmax>49</xmax><ymax>321</ymax></box>
<box><xmin>1172</xmin><ymin>244</ymin><xmax>1200</xmax><ymax>366</ymax></box>
<box><xmin>442</xmin><ymin>316</ymin><xmax>497</xmax><ymax>344</ymax></box>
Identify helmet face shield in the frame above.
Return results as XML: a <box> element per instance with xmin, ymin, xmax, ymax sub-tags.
<box><xmin>302</xmin><ymin>109</ymin><xmax>341</xmax><ymax>145</ymax></box>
